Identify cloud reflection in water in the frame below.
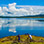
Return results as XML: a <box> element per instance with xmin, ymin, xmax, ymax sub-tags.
<box><xmin>0</xmin><ymin>18</ymin><xmax>44</xmax><ymax>33</ymax></box>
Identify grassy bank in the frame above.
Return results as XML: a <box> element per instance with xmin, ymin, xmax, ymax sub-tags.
<box><xmin>0</xmin><ymin>35</ymin><xmax>44</xmax><ymax>44</ymax></box>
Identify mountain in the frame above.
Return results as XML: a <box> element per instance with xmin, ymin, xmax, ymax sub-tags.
<box><xmin>0</xmin><ymin>14</ymin><xmax>44</xmax><ymax>18</ymax></box>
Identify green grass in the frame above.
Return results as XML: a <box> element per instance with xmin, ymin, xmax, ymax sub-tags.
<box><xmin>0</xmin><ymin>42</ymin><xmax>44</xmax><ymax>44</ymax></box>
<box><xmin>0</xmin><ymin>35</ymin><xmax>44</xmax><ymax>44</ymax></box>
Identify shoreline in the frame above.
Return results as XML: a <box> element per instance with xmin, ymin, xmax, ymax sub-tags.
<box><xmin>0</xmin><ymin>35</ymin><xmax>44</xmax><ymax>41</ymax></box>
<box><xmin>0</xmin><ymin>34</ymin><xmax>44</xmax><ymax>39</ymax></box>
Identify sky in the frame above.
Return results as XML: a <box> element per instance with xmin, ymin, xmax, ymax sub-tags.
<box><xmin>0</xmin><ymin>0</ymin><xmax>44</xmax><ymax>6</ymax></box>
<box><xmin>0</xmin><ymin>0</ymin><xmax>44</xmax><ymax>16</ymax></box>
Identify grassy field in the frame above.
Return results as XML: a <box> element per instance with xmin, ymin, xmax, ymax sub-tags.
<box><xmin>0</xmin><ymin>35</ymin><xmax>44</xmax><ymax>44</ymax></box>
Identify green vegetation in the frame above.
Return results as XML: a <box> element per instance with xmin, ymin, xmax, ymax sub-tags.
<box><xmin>0</xmin><ymin>35</ymin><xmax>44</xmax><ymax>44</ymax></box>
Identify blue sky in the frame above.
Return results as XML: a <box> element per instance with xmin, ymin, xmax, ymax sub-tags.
<box><xmin>0</xmin><ymin>0</ymin><xmax>44</xmax><ymax>16</ymax></box>
<box><xmin>0</xmin><ymin>0</ymin><xmax>44</xmax><ymax>6</ymax></box>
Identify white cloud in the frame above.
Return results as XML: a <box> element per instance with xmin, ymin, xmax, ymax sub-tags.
<box><xmin>9</xmin><ymin>3</ymin><xmax>16</xmax><ymax>7</ymax></box>
<box><xmin>0</xmin><ymin>2</ymin><xmax>44</xmax><ymax>16</ymax></box>
<box><xmin>0</xmin><ymin>7</ymin><xmax>2</xmax><ymax>14</ymax></box>
<box><xmin>3</xmin><ymin>7</ymin><xmax>8</xmax><ymax>11</ymax></box>
<box><xmin>8</xmin><ymin>3</ymin><xmax>29</xmax><ymax>16</ymax></box>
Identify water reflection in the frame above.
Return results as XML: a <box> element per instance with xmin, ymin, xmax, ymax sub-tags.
<box><xmin>0</xmin><ymin>18</ymin><xmax>44</xmax><ymax>38</ymax></box>
<box><xmin>0</xmin><ymin>18</ymin><xmax>44</xmax><ymax>32</ymax></box>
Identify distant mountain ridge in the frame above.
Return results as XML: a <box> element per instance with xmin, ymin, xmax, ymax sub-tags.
<box><xmin>0</xmin><ymin>14</ymin><xmax>44</xmax><ymax>18</ymax></box>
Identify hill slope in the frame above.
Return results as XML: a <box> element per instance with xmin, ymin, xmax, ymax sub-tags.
<box><xmin>0</xmin><ymin>35</ymin><xmax>44</xmax><ymax>44</ymax></box>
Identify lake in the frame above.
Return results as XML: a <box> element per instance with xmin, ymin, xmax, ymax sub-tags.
<box><xmin>0</xmin><ymin>18</ymin><xmax>44</xmax><ymax>38</ymax></box>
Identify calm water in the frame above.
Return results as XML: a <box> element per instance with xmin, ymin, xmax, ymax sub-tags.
<box><xmin>0</xmin><ymin>18</ymin><xmax>44</xmax><ymax>38</ymax></box>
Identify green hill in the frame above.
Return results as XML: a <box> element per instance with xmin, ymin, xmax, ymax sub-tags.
<box><xmin>0</xmin><ymin>35</ymin><xmax>44</xmax><ymax>44</ymax></box>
